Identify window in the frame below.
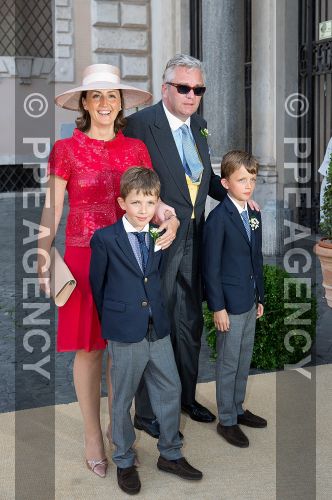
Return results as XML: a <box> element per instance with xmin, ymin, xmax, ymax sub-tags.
<box><xmin>0</xmin><ymin>0</ymin><xmax>53</xmax><ymax>58</ymax></box>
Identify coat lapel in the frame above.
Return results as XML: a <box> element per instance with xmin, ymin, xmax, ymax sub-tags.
<box><xmin>190</xmin><ymin>115</ymin><xmax>211</xmax><ymax>207</ymax></box>
<box><xmin>248</xmin><ymin>206</ymin><xmax>258</xmax><ymax>253</ymax></box>
<box><xmin>150</xmin><ymin>102</ymin><xmax>191</xmax><ymax>204</ymax></box>
<box><xmin>224</xmin><ymin>196</ymin><xmax>251</xmax><ymax>247</ymax></box>
<box><xmin>145</xmin><ymin>233</ymin><xmax>156</xmax><ymax>275</ymax></box>
<box><xmin>114</xmin><ymin>221</ymin><xmax>143</xmax><ymax>276</ymax></box>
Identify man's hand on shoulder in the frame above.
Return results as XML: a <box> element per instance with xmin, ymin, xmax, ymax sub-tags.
<box><xmin>248</xmin><ymin>199</ymin><xmax>260</xmax><ymax>211</ymax></box>
<box><xmin>213</xmin><ymin>309</ymin><xmax>230</xmax><ymax>332</ymax></box>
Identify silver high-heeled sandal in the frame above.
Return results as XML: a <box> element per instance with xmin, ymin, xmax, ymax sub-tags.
<box><xmin>86</xmin><ymin>457</ymin><xmax>108</xmax><ymax>478</ymax></box>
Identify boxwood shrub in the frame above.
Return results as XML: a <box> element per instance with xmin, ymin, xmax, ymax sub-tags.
<box><xmin>203</xmin><ymin>264</ymin><xmax>317</xmax><ymax>370</ymax></box>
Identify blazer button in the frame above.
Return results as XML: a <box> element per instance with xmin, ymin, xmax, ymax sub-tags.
<box><xmin>141</xmin><ymin>301</ymin><xmax>148</xmax><ymax>307</ymax></box>
<box><xmin>144</xmin><ymin>277</ymin><xmax>148</xmax><ymax>283</ymax></box>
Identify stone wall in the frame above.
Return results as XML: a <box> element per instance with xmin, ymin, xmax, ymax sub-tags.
<box><xmin>91</xmin><ymin>0</ymin><xmax>151</xmax><ymax>91</ymax></box>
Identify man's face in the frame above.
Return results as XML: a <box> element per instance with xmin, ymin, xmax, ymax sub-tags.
<box><xmin>161</xmin><ymin>66</ymin><xmax>205</xmax><ymax>121</ymax></box>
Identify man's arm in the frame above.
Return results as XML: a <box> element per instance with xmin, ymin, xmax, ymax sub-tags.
<box><xmin>208</xmin><ymin>170</ymin><xmax>227</xmax><ymax>202</ymax></box>
<box><xmin>202</xmin><ymin>208</ymin><xmax>226</xmax><ymax>312</ymax></box>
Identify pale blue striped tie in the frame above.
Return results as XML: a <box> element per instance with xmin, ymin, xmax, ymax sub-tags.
<box><xmin>181</xmin><ymin>124</ymin><xmax>203</xmax><ymax>182</ymax></box>
<box><xmin>241</xmin><ymin>210</ymin><xmax>251</xmax><ymax>241</ymax></box>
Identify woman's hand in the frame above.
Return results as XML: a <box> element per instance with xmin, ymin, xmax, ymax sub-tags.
<box><xmin>155</xmin><ymin>215</ymin><xmax>180</xmax><ymax>250</ymax></box>
<box><xmin>154</xmin><ymin>200</ymin><xmax>176</xmax><ymax>224</ymax></box>
<box><xmin>37</xmin><ymin>175</ymin><xmax>67</xmax><ymax>295</ymax></box>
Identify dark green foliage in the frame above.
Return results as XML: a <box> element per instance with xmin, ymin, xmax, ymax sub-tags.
<box><xmin>319</xmin><ymin>154</ymin><xmax>332</xmax><ymax>240</ymax></box>
<box><xmin>203</xmin><ymin>264</ymin><xmax>317</xmax><ymax>370</ymax></box>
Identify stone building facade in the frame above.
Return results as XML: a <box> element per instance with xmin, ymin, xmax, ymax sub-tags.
<box><xmin>0</xmin><ymin>0</ymin><xmax>330</xmax><ymax>253</ymax></box>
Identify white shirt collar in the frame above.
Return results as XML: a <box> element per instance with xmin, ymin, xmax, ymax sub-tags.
<box><xmin>122</xmin><ymin>215</ymin><xmax>149</xmax><ymax>233</ymax></box>
<box><xmin>227</xmin><ymin>194</ymin><xmax>248</xmax><ymax>214</ymax></box>
<box><xmin>162</xmin><ymin>102</ymin><xmax>191</xmax><ymax>132</ymax></box>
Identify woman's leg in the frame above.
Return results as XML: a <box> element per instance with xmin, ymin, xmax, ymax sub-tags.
<box><xmin>73</xmin><ymin>349</ymin><xmax>105</xmax><ymax>460</ymax></box>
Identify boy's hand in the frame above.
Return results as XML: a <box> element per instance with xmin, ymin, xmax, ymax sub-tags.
<box><xmin>214</xmin><ymin>309</ymin><xmax>230</xmax><ymax>332</ymax></box>
<box><xmin>248</xmin><ymin>199</ymin><xmax>260</xmax><ymax>211</ymax></box>
<box><xmin>257</xmin><ymin>303</ymin><xmax>264</xmax><ymax>318</ymax></box>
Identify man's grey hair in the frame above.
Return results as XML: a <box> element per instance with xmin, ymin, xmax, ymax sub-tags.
<box><xmin>162</xmin><ymin>54</ymin><xmax>205</xmax><ymax>83</ymax></box>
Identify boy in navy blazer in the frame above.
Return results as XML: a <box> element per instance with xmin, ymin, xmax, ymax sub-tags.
<box><xmin>203</xmin><ymin>151</ymin><xmax>267</xmax><ymax>449</ymax></box>
<box><xmin>90</xmin><ymin>167</ymin><xmax>202</xmax><ymax>495</ymax></box>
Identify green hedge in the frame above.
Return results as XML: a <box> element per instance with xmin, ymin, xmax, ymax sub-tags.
<box><xmin>203</xmin><ymin>264</ymin><xmax>317</xmax><ymax>370</ymax></box>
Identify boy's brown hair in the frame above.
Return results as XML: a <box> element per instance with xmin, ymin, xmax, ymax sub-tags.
<box><xmin>220</xmin><ymin>150</ymin><xmax>259</xmax><ymax>179</ymax></box>
<box><xmin>120</xmin><ymin>167</ymin><xmax>161</xmax><ymax>199</ymax></box>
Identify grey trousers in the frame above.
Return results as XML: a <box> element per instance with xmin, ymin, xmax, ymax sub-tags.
<box><xmin>216</xmin><ymin>303</ymin><xmax>257</xmax><ymax>426</ymax></box>
<box><xmin>108</xmin><ymin>335</ymin><xmax>183</xmax><ymax>468</ymax></box>
<box><xmin>135</xmin><ymin>221</ymin><xmax>203</xmax><ymax>418</ymax></box>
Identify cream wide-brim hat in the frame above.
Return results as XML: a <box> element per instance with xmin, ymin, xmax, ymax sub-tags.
<box><xmin>55</xmin><ymin>64</ymin><xmax>152</xmax><ymax>111</ymax></box>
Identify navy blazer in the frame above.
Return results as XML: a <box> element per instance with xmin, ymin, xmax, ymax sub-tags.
<box><xmin>89</xmin><ymin>219</ymin><xmax>170</xmax><ymax>342</ymax></box>
<box><xmin>203</xmin><ymin>196</ymin><xmax>264</xmax><ymax>315</ymax></box>
<box><xmin>124</xmin><ymin>101</ymin><xmax>227</xmax><ymax>254</ymax></box>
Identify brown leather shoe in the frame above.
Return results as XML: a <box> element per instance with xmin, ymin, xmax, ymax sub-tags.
<box><xmin>117</xmin><ymin>466</ymin><xmax>141</xmax><ymax>495</ymax></box>
<box><xmin>238</xmin><ymin>410</ymin><xmax>267</xmax><ymax>428</ymax></box>
<box><xmin>157</xmin><ymin>456</ymin><xmax>203</xmax><ymax>480</ymax></box>
<box><xmin>217</xmin><ymin>423</ymin><xmax>249</xmax><ymax>448</ymax></box>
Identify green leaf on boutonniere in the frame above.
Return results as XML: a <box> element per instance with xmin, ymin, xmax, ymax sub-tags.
<box><xmin>149</xmin><ymin>226</ymin><xmax>160</xmax><ymax>242</ymax></box>
<box><xmin>200</xmin><ymin>127</ymin><xmax>209</xmax><ymax>139</ymax></box>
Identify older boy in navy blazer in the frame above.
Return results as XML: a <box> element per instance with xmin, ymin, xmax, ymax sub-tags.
<box><xmin>203</xmin><ymin>151</ymin><xmax>267</xmax><ymax>449</ymax></box>
<box><xmin>90</xmin><ymin>167</ymin><xmax>202</xmax><ymax>495</ymax></box>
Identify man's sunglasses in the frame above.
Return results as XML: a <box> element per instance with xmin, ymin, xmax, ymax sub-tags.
<box><xmin>166</xmin><ymin>82</ymin><xmax>206</xmax><ymax>96</ymax></box>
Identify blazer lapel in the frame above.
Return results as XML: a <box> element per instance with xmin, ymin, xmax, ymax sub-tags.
<box><xmin>151</xmin><ymin>102</ymin><xmax>191</xmax><ymax>204</ymax></box>
<box><xmin>115</xmin><ymin>221</ymin><xmax>143</xmax><ymax>276</ymax></box>
<box><xmin>248</xmin><ymin>207</ymin><xmax>257</xmax><ymax>252</ymax></box>
<box><xmin>190</xmin><ymin>115</ymin><xmax>211</xmax><ymax>206</ymax></box>
<box><xmin>224</xmin><ymin>197</ymin><xmax>251</xmax><ymax>246</ymax></box>
<box><xmin>145</xmin><ymin>234</ymin><xmax>156</xmax><ymax>275</ymax></box>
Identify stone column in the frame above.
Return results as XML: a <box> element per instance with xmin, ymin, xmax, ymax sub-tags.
<box><xmin>150</xmin><ymin>0</ymin><xmax>182</xmax><ymax>102</ymax></box>
<box><xmin>251</xmin><ymin>0</ymin><xmax>279</xmax><ymax>254</ymax></box>
<box><xmin>202</xmin><ymin>0</ymin><xmax>245</xmax><ymax>160</ymax></box>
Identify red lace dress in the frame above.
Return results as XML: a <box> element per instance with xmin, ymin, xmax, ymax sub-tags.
<box><xmin>49</xmin><ymin>129</ymin><xmax>152</xmax><ymax>351</ymax></box>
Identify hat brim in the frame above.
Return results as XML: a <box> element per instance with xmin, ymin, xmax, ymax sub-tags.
<box><xmin>55</xmin><ymin>82</ymin><xmax>152</xmax><ymax>111</ymax></box>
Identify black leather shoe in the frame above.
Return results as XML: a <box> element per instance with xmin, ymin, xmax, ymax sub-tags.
<box><xmin>157</xmin><ymin>456</ymin><xmax>203</xmax><ymax>480</ymax></box>
<box><xmin>238</xmin><ymin>410</ymin><xmax>267</xmax><ymax>428</ymax></box>
<box><xmin>182</xmin><ymin>401</ymin><xmax>216</xmax><ymax>423</ymax></box>
<box><xmin>134</xmin><ymin>415</ymin><xmax>160</xmax><ymax>438</ymax></box>
<box><xmin>217</xmin><ymin>423</ymin><xmax>249</xmax><ymax>448</ymax></box>
<box><xmin>134</xmin><ymin>415</ymin><xmax>184</xmax><ymax>440</ymax></box>
<box><xmin>117</xmin><ymin>466</ymin><xmax>141</xmax><ymax>495</ymax></box>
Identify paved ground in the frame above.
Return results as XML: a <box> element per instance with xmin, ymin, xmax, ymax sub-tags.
<box><xmin>1</xmin><ymin>194</ymin><xmax>331</xmax><ymax>413</ymax></box>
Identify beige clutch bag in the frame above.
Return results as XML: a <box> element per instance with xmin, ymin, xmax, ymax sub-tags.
<box><xmin>50</xmin><ymin>247</ymin><xmax>77</xmax><ymax>307</ymax></box>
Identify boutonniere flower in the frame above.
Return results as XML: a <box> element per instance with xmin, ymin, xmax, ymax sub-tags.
<box><xmin>249</xmin><ymin>217</ymin><xmax>260</xmax><ymax>230</ymax></box>
<box><xmin>149</xmin><ymin>226</ymin><xmax>161</xmax><ymax>252</ymax></box>
<box><xmin>200</xmin><ymin>127</ymin><xmax>209</xmax><ymax>139</ymax></box>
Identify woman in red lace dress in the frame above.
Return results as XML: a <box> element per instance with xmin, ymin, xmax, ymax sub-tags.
<box><xmin>38</xmin><ymin>65</ymin><xmax>179</xmax><ymax>477</ymax></box>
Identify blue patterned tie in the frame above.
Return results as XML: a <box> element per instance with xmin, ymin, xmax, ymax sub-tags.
<box><xmin>241</xmin><ymin>210</ymin><xmax>251</xmax><ymax>242</ymax></box>
<box><xmin>133</xmin><ymin>232</ymin><xmax>149</xmax><ymax>271</ymax></box>
<box><xmin>180</xmin><ymin>124</ymin><xmax>203</xmax><ymax>182</ymax></box>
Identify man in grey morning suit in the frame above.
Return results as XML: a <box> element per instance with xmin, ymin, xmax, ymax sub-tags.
<box><xmin>124</xmin><ymin>54</ymin><xmax>227</xmax><ymax>436</ymax></box>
